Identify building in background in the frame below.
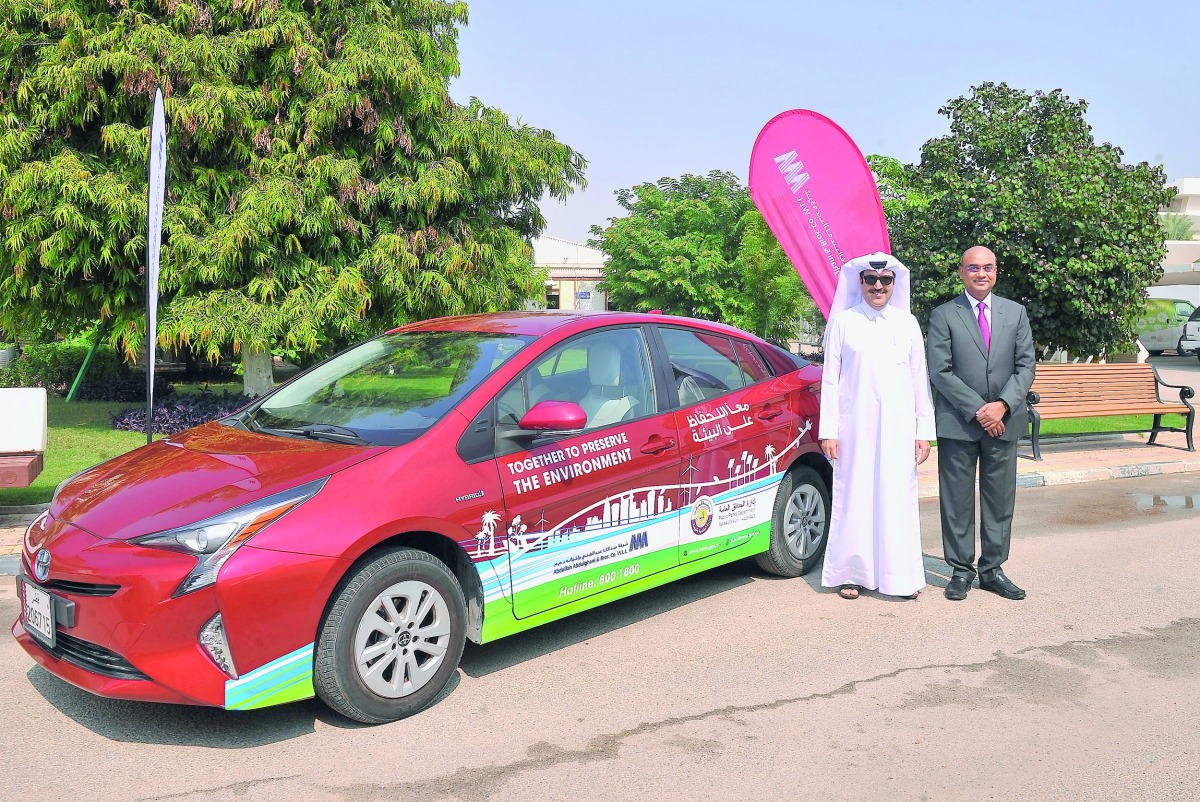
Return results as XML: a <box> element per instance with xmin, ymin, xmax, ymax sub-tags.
<box><xmin>533</xmin><ymin>236</ymin><xmax>607</xmax><ymax>311</ymax></box>
<box><xmin>1153</xmin><ymin>178</ymin><xmax>1200</xmax><ymax>306</ymax></box>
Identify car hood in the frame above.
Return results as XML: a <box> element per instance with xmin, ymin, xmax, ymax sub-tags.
<box><xmin>51</xmin><ymin>422</ymin><xmax>389</xmax><ymax>540</ymax></box>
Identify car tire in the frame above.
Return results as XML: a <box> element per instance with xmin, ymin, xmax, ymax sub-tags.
<box><xmin>754</xmin><ymin>466</ymin><xmax>830</xmax><ymax>578</ymax></box>
<box><xmin>315</xmin><ymin>548</ymin><xmax>467</xmax><ymax>724</ymax></box>
<box><xmin>1148</xmin><ymin>350</ymin><xmax>1164</xmax><ymax>357</ymax></box>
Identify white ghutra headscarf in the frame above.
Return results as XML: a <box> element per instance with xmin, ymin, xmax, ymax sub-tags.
<box><xmin>827</xmin><ymin>251</ymin><xmax>912</xmax><ymax>318</ymax></box>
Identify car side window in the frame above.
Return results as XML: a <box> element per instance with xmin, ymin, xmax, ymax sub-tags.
<box><xmin>495</xmin><ymin>327</ymin><xmax>658</xmax><ymax>434</ymax></box>
<box><xmin>659</xmin><ymin>328</ymin><xmax>745</xmax><ymax>406</ymax></box>
<box><xmin>732</xmin><ymin>339</ymin><xmax>772</xmax><ymax>384</ymax></box>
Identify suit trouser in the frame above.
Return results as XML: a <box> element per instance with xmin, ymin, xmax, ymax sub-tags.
<box><xmin>937</xmin><ymin>435</ymin><xmax>1018</xmax><ymax>581</ymax></box>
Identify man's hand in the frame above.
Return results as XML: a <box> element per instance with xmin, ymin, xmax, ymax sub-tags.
<box><xmin>915</xmin><ymin>440</ymin><xmax>931</xmax><ymax>465</ymax></box>
<box><xmin>975</xmin><ymin>401</ymin><xmax>1008</xmax><ymax>429</ymax></box>
<box><xmin>820</xmin><ymin>438</ymin><xmax>839</xmax><ymax>461</ymax></box>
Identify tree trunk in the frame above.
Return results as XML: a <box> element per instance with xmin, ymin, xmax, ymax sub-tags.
<box><xmin>242</xmin><ymin>347</ymin><xmax>274</xmax><ymax>398</ymax></box>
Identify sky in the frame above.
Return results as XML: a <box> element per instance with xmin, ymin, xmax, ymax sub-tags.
<box><xmin>450</xmin><ymin>0</ymin><xmax>1200</xmax><ymax>244</ymax></box>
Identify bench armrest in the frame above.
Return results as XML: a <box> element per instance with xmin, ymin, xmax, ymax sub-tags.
<box><xmin>1026</xmin><ymin>390</ymin><xmax>1040</xmax><ymax>405</ymax></box>
<box><xmin>1156</xmin><ymin>379</ymin><xmax>1194</xmax><ymax>402</ymax></box>
<box><xmin>1149</xmin><ymin>367</ymin><xmax>1195</xmax><ymax>402</ymax></box>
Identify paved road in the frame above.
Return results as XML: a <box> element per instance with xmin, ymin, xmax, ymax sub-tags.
<box><xmin>2</xmin><ymin>472</ymin><xmax>1198</xmax><ymax>801</ymax></box>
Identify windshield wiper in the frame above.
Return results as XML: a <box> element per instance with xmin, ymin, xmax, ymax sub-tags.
<box><xmin>278</xmin><ymin>423</ymin><xmax>372</xmax><ymax>446</ymax></box>
<box><xmin>236</xmin><ymin>413</ymin><xmax>371</xmax><ymax>446</ymax></box>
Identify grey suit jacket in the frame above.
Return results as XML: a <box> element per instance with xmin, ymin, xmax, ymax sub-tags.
<box><xmin>926</xmin><ymin>294</ymin><xmax>1036</xmax><ymax>442</ymax></box>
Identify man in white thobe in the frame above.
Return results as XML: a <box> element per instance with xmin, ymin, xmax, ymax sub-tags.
<box><xmin>818</xmin><ymin>252</ymin><xmax>935</xmax><ymax>599</ymax></box>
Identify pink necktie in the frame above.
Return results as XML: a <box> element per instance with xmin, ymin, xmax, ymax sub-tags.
<box><xmin>978</xmin><ymin>301</ymin><xmax>990</xmax><ymax>351</ymax></box>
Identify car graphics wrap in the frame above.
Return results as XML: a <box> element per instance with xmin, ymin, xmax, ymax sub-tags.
<box><xmin>225</xmin><ymin>643</ymin><xmax>315</xmax><ymax>710</ymax></box>
<box><xmin>465</xmin><ymin>424</ymin><xmax>811</xmax><ymax>642</ymax></box>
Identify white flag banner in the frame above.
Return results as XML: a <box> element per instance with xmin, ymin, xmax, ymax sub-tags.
<box><xmin>146</xmin><ymin>87</ymin><xmax>167</xmax><ymax>444</ymax></box>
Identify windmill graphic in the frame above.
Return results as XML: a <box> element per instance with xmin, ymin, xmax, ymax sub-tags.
<box><xmin>682</xmin><ymin>455</ymin><xmax>699</xmax><ymax>504</ymax></box>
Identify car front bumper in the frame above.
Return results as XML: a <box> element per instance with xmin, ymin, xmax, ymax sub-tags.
<box><xmin>12</xmin><ymin>516</ymin><xmax>344</xmax><ymax>711</ymax></box>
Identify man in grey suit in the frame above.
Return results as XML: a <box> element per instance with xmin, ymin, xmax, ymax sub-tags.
<box><xmin>927</xmin><ymin>246</ymin><xmax>1036</xmax><ymax>601</ymax></box>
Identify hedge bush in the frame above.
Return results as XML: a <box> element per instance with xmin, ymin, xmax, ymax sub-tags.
<box><xmin>0</xmin><ymin>341</ymin><xmax>173</xmax><ymax>402</ymax></box>
<box><xmin>112</xmin><ymin>389</ymin><xmax>248</xmax><ymax>435</ymax></box>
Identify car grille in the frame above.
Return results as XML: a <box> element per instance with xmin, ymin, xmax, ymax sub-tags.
<box><xmin>44</xmin><ymin>632</ymin><xmax>151</xmax><ymax>681</ymax></box>
<box><xmin>20</xmin><ymin>555</ymin><xmax>121</xmax><ymax>597</ymax></box>
<box><xmin>44</xmin><ymin>579</ymin><xmax>120</xmax><ymax>597</ymax></box>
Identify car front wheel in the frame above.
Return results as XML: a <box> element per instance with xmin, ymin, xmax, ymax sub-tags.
<box><xmin>755</xmin><ymin>465</ymin><xmax>830</xmax><ymax>578</ymax></box>
<box><xmin>315</xmin><ymin>548</ymin><xmax>467</xmax><ymax>724</ymax></box>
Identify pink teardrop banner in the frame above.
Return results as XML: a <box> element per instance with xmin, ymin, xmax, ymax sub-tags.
<box><xmin>748</xmin><ymin>109</ymin><xmax>890</xmax><ymax>319</ymax></box>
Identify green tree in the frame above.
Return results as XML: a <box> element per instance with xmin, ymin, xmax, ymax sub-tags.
<box><xmin>0</xmin><ymin>0</ymin><xmax>585</xmax><ymax>394</ymax></box>
<box><xmin>1161</xmin><ymin>213</ymin><xmax>1195</xmax><ymax>241</ymax></box>
<box><xmin>592</xmin><ymin>170</ymin><xmax>813</xmax><ymax>343</ymax></box>
<box><xmin>731</xmin><ymin>212</ymin><xmax>820</xmax><ymax>344</ymax></box>
<box><xmin>867</xmin><ymin>154</ymin><xmax>931</xmax><ymax>221</ymax></box>
<box><xmin>887</xmin><ymin>82</ymin><xmax>1173</xmax><ymax>357</ymax></box>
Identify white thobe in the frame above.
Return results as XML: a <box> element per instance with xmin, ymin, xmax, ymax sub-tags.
<box><xmin>818</xmin><ymin>302</ymin><xmax>936</xmax><ymax>596</ymax></box>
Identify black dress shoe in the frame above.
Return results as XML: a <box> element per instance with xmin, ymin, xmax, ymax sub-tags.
<box><xmin>979</xmin><ymin>572</ymin><xmax>1026</xmax><ymax>600</ymax></box>
<box><xmin>944</xmin><ymin>575</ymin><xmax>972</xmax><ymax>601</ymax></box>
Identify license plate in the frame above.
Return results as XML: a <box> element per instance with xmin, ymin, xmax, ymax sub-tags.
<box><xmin>22</xmin><ymin>579</ymin><xmax>56</xmax><ymax>649</ymax></box>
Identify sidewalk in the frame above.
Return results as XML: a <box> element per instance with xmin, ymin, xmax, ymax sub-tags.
<box><xmin>917</xmin><ymin>429</ymin><xmax>1198</xmax><ymax>498</ymax></box>
<box><xmin>2</xmin><ymin>431</ymin><xmax>1196</xmax><ymax>570</ymax></box>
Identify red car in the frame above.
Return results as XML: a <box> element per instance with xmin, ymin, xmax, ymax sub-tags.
<box><xmin>15</xmin><ymin>311</ymin><xmax>829</xmax><ymax>723</ymax></box>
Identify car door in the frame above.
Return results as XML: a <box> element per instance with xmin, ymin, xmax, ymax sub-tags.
<box><xmin>491</xmin><ymin>326</ymin><xmax>682</xmax><ymax>619</ymax></box>
<box><xmin>655</xmin><ymin>326</ymin><xmax>798</xmax><ymax>565</ymax></box>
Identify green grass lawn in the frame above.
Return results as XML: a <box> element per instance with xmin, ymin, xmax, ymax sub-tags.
<box><xmin>1036</xmin><ymin>413</ymin><xmax>1189</xmax><ymax>437</ymax></box>
<box><xmin>1</xmin><ymin>396</ymin><xmax>148</xmax><ymax>506</ymax></box>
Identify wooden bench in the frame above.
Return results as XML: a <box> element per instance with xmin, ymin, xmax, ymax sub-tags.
<box><xmin>1024</xmin><ymin>363</ymin><xmax>1195</xmax><ymax>460</ymax></box>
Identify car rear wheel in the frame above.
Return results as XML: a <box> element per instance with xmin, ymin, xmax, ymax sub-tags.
<box><xmin>1148</xmin><ymin>349</ymin><xmax>1164</xmax><ymax>357</ymax></box>
<box><xmin>315</xmin><ymin>548</ymin><xmax>466</xmax><ymax>724</ymax></box>
<box><xmin>755</xmin><ymin>466</ymin><xmax>830</xmax><ymax>578</ymax></box>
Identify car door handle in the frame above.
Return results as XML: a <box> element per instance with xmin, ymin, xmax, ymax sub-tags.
<box><xmin>757</xmin><ymin>407</ymin><xmax>784</xmax><ymax>421</ymax></box>
<box><xmin>640</xmin><ymin>436</ymin><xmax>676</xmax><ymax>455</ymax></box>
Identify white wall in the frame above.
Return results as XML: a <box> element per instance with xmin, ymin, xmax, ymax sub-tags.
<box><xmin>1147</xmin><ymin>285</ymin><xmax>1200</xmax><ymax>307</ymax></box>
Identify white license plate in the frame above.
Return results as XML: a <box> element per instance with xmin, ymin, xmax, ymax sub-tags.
<box><xmin>22</xmin><ymin>579</ymin><xmax>56</xmax><ymax>649</ymax></box>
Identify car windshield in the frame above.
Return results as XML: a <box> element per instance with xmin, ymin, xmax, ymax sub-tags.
<box><xmin>244</xmin><ymin>330</ymin><xmax>531</xmax><ymax>446</ymax></box>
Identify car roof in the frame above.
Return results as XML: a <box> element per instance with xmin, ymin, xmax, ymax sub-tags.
<box><xmin>388</xmin><ymin>311</ymin><xmax>768</xmax><ymax>341</ymax></box>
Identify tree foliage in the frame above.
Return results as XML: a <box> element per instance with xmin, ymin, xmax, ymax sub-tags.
<box><xmin>591</xmin><ymin>170</ymin><xmax>814</xmax><ymax>343</ymax></box>
<box><xmin>1161</xmin><ymin>213</ymin><xmax>1194</xmax><ymax>242</ymax></box>
<box><xmin>0</xmin><ymin>0</ymin><xmax>585</xmax><ymax>363</ymax></box>
<box><xmin>885</xmin><ymin>82</ymin><xmax>1173</xmax><ymax>356</ymax></box>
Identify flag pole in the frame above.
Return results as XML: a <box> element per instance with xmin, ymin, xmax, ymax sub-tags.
<box><xmin>145</xmin><ymin>87</ymin><xmax>167</xmax><ymax>445</ymax></box>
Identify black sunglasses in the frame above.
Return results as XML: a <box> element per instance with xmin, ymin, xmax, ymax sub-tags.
<box><xmin>861</xmin><ymin>274</ymin><xmax>894</xmax><ymax>287</ymax></box>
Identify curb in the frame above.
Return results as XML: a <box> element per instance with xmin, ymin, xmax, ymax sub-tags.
<box><xmin>0</xmin><ymin>503</ymin><xmax>49</xmax><ymax>516</ymax></box>
<box><xmin>913</xmin><ymin>458</ymin><xmax>1200</xmax><ymax>499</ymax></box>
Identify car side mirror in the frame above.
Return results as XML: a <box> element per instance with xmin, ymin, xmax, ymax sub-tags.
<box><xmin>519</xmin><ymin>401</ymin><xmax>586</xmax><ymax>433</ymax></box>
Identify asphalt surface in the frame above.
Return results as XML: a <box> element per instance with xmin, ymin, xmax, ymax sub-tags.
<box><xmin>2</xmin><ymin>471</ymin><xmax>1199</xmax><ymax>801</ymax></box>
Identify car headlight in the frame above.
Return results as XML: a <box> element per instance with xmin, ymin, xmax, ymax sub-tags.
<box><xmin>133</xmin><ymin>478</ymin><xmax>327</xmax><ymax>597</ymax></box>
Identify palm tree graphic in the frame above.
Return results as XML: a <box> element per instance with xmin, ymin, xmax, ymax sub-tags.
<box><xmin>477</xmin><ymin>510</ymin><xmax>503</xmax><ymax>556</ymax></box>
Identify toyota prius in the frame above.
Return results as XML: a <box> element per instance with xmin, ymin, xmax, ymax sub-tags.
<box><xmin>15</xmin><ymin>311</ymin><xmax>829</xmax><ymax>723</ymax></box>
